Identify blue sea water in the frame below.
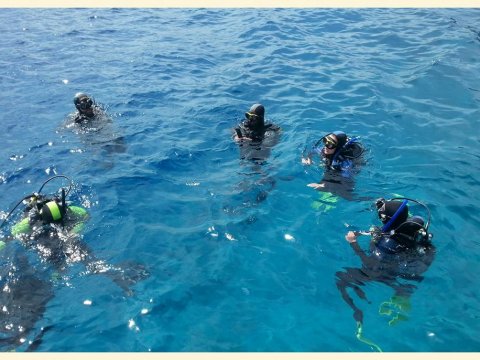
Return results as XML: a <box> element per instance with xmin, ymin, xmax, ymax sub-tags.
<box><xmin>0</xmin><ymin>8</ymin><xmax>479</xmax><ymax>352</ymax></box>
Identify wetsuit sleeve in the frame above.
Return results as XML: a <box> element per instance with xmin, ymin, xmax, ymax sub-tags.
<box><xmin>66</xmin><ymin>206</ymin><xmax>89</xmax><ymax>234</ymax></box>
<box><xmin>262</xmin><ymin>126</ymin><xmax>281</xmax><ymax>147</ymax></box>
<box><xmin>234</xmin><ymin>127</ymin><xmax>243</xmax><ymax>139</ymax></box>
<box><xmin>73</xmin><ymin>113</ymin><xmax>85</xmax><ymax>123</ymax></box>
<box><xmin>350</xmin><ymin>241</ymin><xmax>375</xmax><ymax>267</ymax></box>
<box><xmin>11</xmin><ymin>217</ymin><xmax>31</xmax><ymax>236</ymax></box>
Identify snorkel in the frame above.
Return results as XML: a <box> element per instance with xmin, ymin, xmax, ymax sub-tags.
<box><xmin>380</xmin><ymin>199</ymin><xmax>409</xmax><ymax>233</ymax></box>
<box><xmin>387</xmin><ymin>197</ymin><xmax>432</xmax><ymax>233</ymax></box>
<box><xmin>375</xmin><ymin>197</ymin><xmax>433</xmax><ymax>244</ymax></box>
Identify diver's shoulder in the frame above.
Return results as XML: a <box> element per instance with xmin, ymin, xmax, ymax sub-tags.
<box><xmin>341</xmin><ymin>141</ymin><xmax>364</xmax><ymax>159</ymax></box>
<box><xmin>265</xmin><ymin>122</ymin><xmax>281</xmax><ymax>131</ymax></box>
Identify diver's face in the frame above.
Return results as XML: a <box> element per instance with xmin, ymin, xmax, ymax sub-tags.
<box><xmin>78</xmin><ymin>97</ymin><xmax>94</xmax><ymax>116</ymax></box>
<box><xmin>245</xmin><ymin>112</ymin><xmax>263</xmax><ymax>129</ymax></box>
<box><xmin>323</xmin><ymin>146</ymin><xmax>336</xmax><ymax>155</ymax></box>
<box><xmin>322</xmin><ymin>134</ymin><xmax>338</xmax><ymax>155</ymax></box>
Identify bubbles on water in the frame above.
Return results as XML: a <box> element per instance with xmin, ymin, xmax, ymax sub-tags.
<box><xmin>45</xmin><ymin>167</ymin><xmax>58</xmax><ymax>176</ymax></box>
<box><xmin>9</xmin><ymin>154</ymin><xmax>24</xmax><ymax>161</ymax></box>
<box><xmin>186</xmin><ymin>181</ymin><xmax>200</xmax><ymax>186</ymax></box>
<box><xmin>128</xmin><ymin>319</ymin><xmax>140</xmax><ymax>332</ymax></box>
<box><xmin>284</xmin><ymin>234</ymin><xmax>295</xmax><ymax>242</ymax></box>
<box><xmin>70</xmin><ymin>148</ymin><xmax>85</xmax><ymax>153</ymax></box>
<box><xmin>207</xmin><ymin>226</ymin><xmax>218</xmax><ymax>237</ymax></box>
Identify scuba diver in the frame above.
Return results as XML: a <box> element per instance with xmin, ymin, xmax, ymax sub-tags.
<box><xmin>0</xmin><ymin>175</ymin><xmax>89</xmax><ymax>271</ymax></box>
<box><xmin>336</xmin><ymin>197</ymin><xmax>435</xmax><ymax>351</ymax></box>
<box><xmin>65</xmin><ymin>92</ymin><xmax>127</xmax><ymax>167</ymax></box>
<box><xmin>233</xmin><ymin>103</ymin><xmax>281</xmax><ymax>162</ymax></box>
<box><xmin>302</xmin><ymin>131</ymin><xmax>365</xmax><ymax>202</ymax></box>
<box><xmin>229</xmin><ymin>104</ymin><xmax>281</xmax><ymax>213</ymax></box>
<box><xmin>72</xmin><ymin>92</ymin><xmax>104</xmax><ymax>124</ymax></box>
<box><xmin>0</xmin><ymin>175</ymin><xmax>148</xmax><ymax>294</ymax></box>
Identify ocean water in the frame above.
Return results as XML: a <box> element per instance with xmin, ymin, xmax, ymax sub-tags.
<box><xmin>0</xmin><ymin>8</ymin><xmax>479</xmax><ymax>352</ymax></box>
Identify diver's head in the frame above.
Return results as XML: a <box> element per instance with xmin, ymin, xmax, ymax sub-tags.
<box><xmin>321</xmin><ymin>131</ymin><xmax>347</xmax><ymax>156</ymax></box>
<box><xmin>74</xmin><ymin>92</ymin><xmax>94</xmax><ymax>116</ymax></box>
<box><xmin>39</xmin><ymin>200</ymin><xmax>64</xmax><ymax>224</ymax></box>
<box><xmin>332</xmin><ymin>131</ymin><xmax>347</xmax><ymax>148</ymax></box>
<box><xmin>244</xmin><ymin>103</ymin><xmax>265</xmax><ymax>130</ymax></box>
<box><xmin>376</xmin><ymin>198</ymin><xmax>409</xmax><ymax>231</ymax></box>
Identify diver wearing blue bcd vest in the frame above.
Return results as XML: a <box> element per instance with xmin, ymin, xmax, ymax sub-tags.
<box><xmin>337</xmin><ymin>197</ymin><xmax>435</xmax><ymax>342</ymax></box>
<box><xmin>303</xmin><ymin>131</ymin><xmax>365</xmax><ymax>200</ymax></box>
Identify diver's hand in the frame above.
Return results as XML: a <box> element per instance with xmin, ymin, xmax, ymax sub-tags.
<box><xmin>234</xmin><ymin>135</ymin><xmax>252</xmax><ymax>142</ymax></box>
<box><xmin>307</xmin><ymin>183</ymin><xmax>324</xmax><ymax>189</ymax></box>
<box><xmin>346</xmin><ymin>231</ymin><xmax>358</xmax><ymax>243</ymax></box>
<box><xmin>301</xmin><ymin>157</ymin><xmax>312</xmax><ymax>165</ymax></box>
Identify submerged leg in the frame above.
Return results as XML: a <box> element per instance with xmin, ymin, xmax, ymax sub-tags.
<box><xmin>335</xmin><ymin>270</ymin><xmax>365</xmax><ymax>324</ymax></box>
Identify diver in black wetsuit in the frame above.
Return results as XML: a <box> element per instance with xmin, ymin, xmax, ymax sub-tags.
<box><xmin>302</xmin><ymin>131</ymin><xmax>365</xmax><ymax>200</ymax></box>
<box><xmin>229</xmin><ymin>104</ymin><xmax>281</xmax><ymax>213</ymax></box>
<box><xmin>72</xmin><ymin>92</ymin><xmax>105</xmax><ymax>124</ymax></box>
<box><xmin>66</xmin><ymin>92</ymin><xmax>127</xmax><ymax>164</ymax></box>
<box><xmin>233</xmin><ymin>103</ymin><xmax>281</xmax><ymax>163</ymax></box>
<box><xmin>336</xmin><ymin>197</ymin><xmax>435</xmax><ymax>349</ymax></box>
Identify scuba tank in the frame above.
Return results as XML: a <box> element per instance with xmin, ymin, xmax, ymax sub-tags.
<box><xmin>1</xmin><ymin>175</ymin><xmax>74</xmax><ymax>235</ymax></box>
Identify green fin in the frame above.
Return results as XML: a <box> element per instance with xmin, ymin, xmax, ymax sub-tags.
<box><xmin>356</xmin><ymin>322</ymin><xmax>383</xmax><ymax>352</ymax></box>
<box><xmin>311</xmin><ymin>192</ymin><xmax>338</xmax><ymax>212</ymax></box>
<box><xmin>379</xmin><ymin>295</ymin><xmax>411</xmax><ymax>326</ymax></box>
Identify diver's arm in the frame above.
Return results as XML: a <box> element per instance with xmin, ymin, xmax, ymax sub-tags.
<box><xmin>301</xmin><ymin>156</ymin><xmax>313</xmax><ymax>165</ymax></box>
<box><xmin>307</xmin><ymin>183</ymin><xmax>325</xmax><ymax>189</ymax></box>
<box><xmin>301</xmin><ymin>143</ymin><xmax>316</xmax><ymax>165</ymax></box>
<box><xmin>1</xmin><ymin>216</ymin><xmax>33</xmax><ymax>249</ymax></box>
<box><xmin>11</xmin><ymin>217</ymin><xmax>33</xmax><ymax>237</ymax></box>
<box><xmin>265</xmin><ymin>126</ymin><xmax>281</xmax><ymax>147</ymax></box>
<box><xmin>65</xmin><ymin>206</ymin><xmax>89</xmax><ymax>234</ymax></box>
<box><xmin>234</xmin><ymin>135</ymin><xmax>253</xmax><ymax>142</ymax></box>
<box><xmin>233</xmin><ymin>127</ymin><xmax>253</xmax><ymax>142</ymax></box>
<box><xmin>233</xmin><ymin>127</ymin><xmax>242</xmax><ymax>140</ymax></box>
<box><xmin>346</xmin><ymin>231</ymin><xmax>370</xmax><ymax>264</ymax></box>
